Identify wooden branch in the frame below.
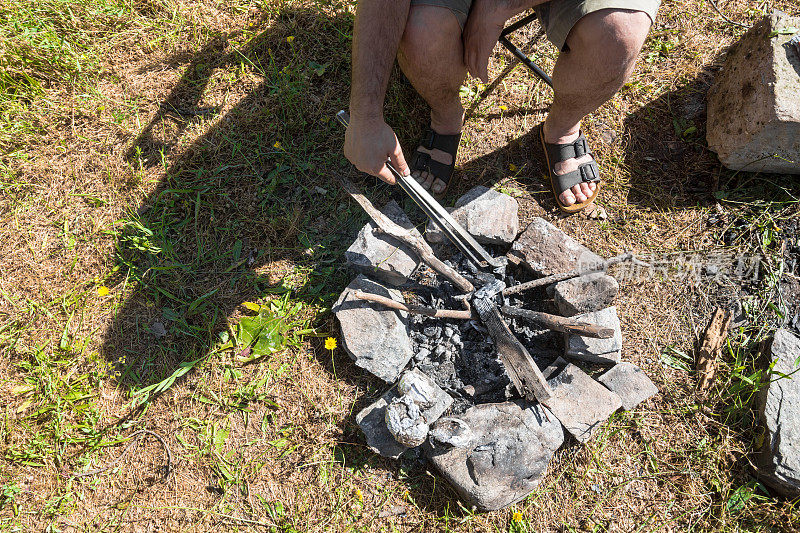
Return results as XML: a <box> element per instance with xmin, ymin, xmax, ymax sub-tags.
<box><xmin>473</xmin><ymin>298</ymin><xmax>552</xmax><ymax>402</ymax></box>
<box><xmin>340</xmin><ymin>177</ymin><xmax>474</xmax><ymax>293</ymax></box>
<box><xmin>353</xmin><ymin>290</ymin><xmax>473</xmax><ymax>320</ymax></box>
<box><xmin>502</xmin><ymin>252</ymin><xmax>638</xmax><ymax>297</ymax></box>
<box><xmin>500</xmin><ymin>306</ymin><xmax>614</xmax><ymax>338</ymax></box>
<box><xmin>696</xmin><ymin>307</ymin><xmax>731</xmax><ymax>395</ymax></box>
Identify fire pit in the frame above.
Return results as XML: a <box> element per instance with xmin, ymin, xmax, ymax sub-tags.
<box><xmin>333</xmin><ymin>181</ymin><xmax>658</xmax><ymax>511</ymax></box>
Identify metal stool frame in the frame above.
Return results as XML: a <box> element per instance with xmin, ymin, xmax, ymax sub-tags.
<box><xmin>498</xmin><ymin>12</ymin><xmax>553</xmax><ymax>88</ymax></box>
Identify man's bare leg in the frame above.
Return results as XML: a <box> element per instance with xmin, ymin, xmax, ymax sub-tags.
<box><xmin>397</xmin><ymin>5</ymin><xmax>466</xmax><ymax>194</ymax></box>
<box><xmin>543</xmin><ymin>9</ymin><xmax>652</xmax><ymax>206</ymax></box>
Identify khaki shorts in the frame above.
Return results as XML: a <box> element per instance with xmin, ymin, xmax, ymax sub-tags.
<box><xmin>409</xmin><ymin>0</ymin><xmax>661</xmax><ymax>51</ymax></box>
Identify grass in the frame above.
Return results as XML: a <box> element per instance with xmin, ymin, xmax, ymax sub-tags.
<box><xmin>1</xmin><ymin>0</ymin><xmax>800</xmax><ymax>530</ymax></box>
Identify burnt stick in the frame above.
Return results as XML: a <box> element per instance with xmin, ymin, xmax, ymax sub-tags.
<box><xmin>340</xmin><ymin>177</ymin><xmax>474</xmax><ymax>293</ymax></box>
<box><xmin>502</xmin><ymin>252</ymin><xmax>640</xmax><ymax>296</ymax></box>
<box><xmin>500</xmin><ymin>306</ymin><xmax>615</xmax><ymax>338</ymax></box>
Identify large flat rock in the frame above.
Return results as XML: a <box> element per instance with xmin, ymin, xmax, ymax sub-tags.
<box><xmin>426</xmin><ymin>186</ymin><xmax>519</xmax><ymax>246</ymax></box>
<box><xmin>333</xmin><ymin>275</ymin><xmax>413</xmax><ymax>382</ymax></box>
<box><xmin>554</xmin><ymin>272</ymin><xmax>619</xmax><ymax>317</ymax></box>
<box><xmin>345</xmin><ymin>200</ymin><xmax>421</xmax><ymax>286</ymax></box>
<box><xmin>426</xmin><ymin>401</ymin><xmax>563</xmax><ymax>511</ymax></box>
<box><xmin>544</xmin><ymin>358</ymin><xmax>622</xmax><ymax>443</ymax></box>
<box><xmin>757</xmin><ymin>328</ymin><xmax>800</xmax><ymax>495</ymax></box>
<box><xmin>706</xmin><ymin>11</ymin><xmax>800</xmax><ymax>174</ymax></box>
<box><xmin>565</xmin><ymin>307</ymin><xmax>622</xmax><ymax>365</ymax></box>
<box><xmin>507</xmin><ymin>218</ymin><xmax>603</xmax><ymax>277</ymax></box>
<box><xmin>598</xmin><ymin>362</ymin><xmax>658</xmax><ymax>411</ymax></box>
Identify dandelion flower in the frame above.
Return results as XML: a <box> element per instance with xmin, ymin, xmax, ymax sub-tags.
<box><xmin>286</xmin><ymin>35</ymin><xmax>295</xmax><ymax>43</ymax></box>
<box><xmin>273</xmin><ymin>141</ymin><xmax>281</xmax><ymax>149</ymax></box>
<box><xmin>508</xmin><ymin>163</ymin><xmax>518</xmax><ymax>172</ymax></box>
<box><xmin>499</xmin><ymin>105</ymin><xmax>508</xmax><ymax>111</ymax></box>
<box><xmin>355</xmin><ymin>488</ymin><xmax>363</xmax><ymax>502</ymax></box>
<box><xmin>512</xmin><ymin>511</ymin><xmax>523</xmax><ymax>522</ymax></box>
<box><xmin>325</xmin><ymin>337</ymin><xmax>337</xmax><ymax>350</ymax></box>
<box><xmin>97</xmin><ymin>286</ymin><xmax>110</xmax><ymax>296</ymax></box>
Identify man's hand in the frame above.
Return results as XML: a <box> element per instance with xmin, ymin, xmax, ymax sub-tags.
<box><xmin>344</xmin><ymin>116</ymin><xmax>410</xmax><ymax>185</ymax></box>
<box><xmin>463</xmin><ymin>0</ymin><xmax>511</xmax><ymax>83</ymax></box>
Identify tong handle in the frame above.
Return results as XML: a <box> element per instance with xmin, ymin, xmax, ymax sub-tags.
<box><xmin>335</xmin><ymin>110</ymin><xmax>498</xmax><ymax>269</ymax></box>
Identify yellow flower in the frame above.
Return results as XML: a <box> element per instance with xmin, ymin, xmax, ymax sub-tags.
<box><xmin>97</xmin><ymin>286</ymin><xmax>110</xmax><ymax>296</ymax></box>
<box><xmin>325</xmin><ymin>337</ymin><xmax>337</xmax><ymax>350</ymax></box>
<box><xmin>273</xmin><ymin>141</ymin><xmax>281</xmax><ymax>149</ymax></box>
<box><xmin>512</xmin><ymin>511</ymin><xmax>523</xmax><ymax>522</ymax></box>
<box><xmin>499</xmin><ymin>105</ymin><xmax>508</xmax><ymax>111</ymax></box>
<box><xmin>286</xmin><ymin>35</ymin><xmax>295</xmax><ymax>43</ymax></box>
<box><xmin>508</xmin><ymin>163</ymin><xmax>518</xmax><ymax>172</ymax></box>
<box><xmin>355</xmin><ymin>488</ymin><xmax>363</xmax><ymax>502</ymax></box>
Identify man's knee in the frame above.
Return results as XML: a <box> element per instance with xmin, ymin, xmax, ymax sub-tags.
<box><xmin>399</xmin><ymin>5</ymin><xmax>461</xmax><ymax>65</ymax></box>
<box><xmin>567</xmin><ymin>9</ymin><xmax>652</xmax><ymax>63</ymax></box>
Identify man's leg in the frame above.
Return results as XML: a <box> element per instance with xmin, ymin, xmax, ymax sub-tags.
<box><xmin>543</xmin><ymin>8</ymin><xmax>652</xmax><ymax>206</ymax></box>
<box><xmin>397</xmin><ymin>5</ymin><xmax>466</xmax><ymax>194</ymax></box>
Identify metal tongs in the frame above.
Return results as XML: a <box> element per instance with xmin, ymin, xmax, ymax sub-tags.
<box><xmin>336</xmin><ymin>110</ymin><xmax>505</xmax><ymax>273</ymax></box>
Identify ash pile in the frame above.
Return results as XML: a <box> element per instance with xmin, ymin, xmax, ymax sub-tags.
<box><xmin>333</xmin><ymin>184</ymin><xmax>658</xmax><ymax>511</ymax></box>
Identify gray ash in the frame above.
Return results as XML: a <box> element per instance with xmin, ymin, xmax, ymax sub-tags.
<box><xmin>405</xmin><ymin>252</ymin><xmax>562</xmax><ymax>412</ymax></box>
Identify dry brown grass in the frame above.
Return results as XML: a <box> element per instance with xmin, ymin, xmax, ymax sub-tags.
<box><xmin>1</xmin><ymin>0</ymin><xmax>800</xmax><ymax>531</ymax></box>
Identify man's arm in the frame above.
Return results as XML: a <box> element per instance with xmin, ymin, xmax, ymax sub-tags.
<box><xmin>463</xmin><ymin>0</ymin><xmax>551</xmax><ymax>83</ymax></box>
<box><xmin>344</xmin><ymin>0</ymin><xmax>411</xmax><ymax>184</ymax></box>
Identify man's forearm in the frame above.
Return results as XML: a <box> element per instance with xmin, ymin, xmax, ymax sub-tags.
<box><xmin>350</xmin><ymin>0</ymin><xmax>411</xmax><ymax>120</ymax></box>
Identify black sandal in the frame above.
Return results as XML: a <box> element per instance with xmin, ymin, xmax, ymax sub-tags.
<box><xmin>539</xmin><ymin>126</ymin><xmax>602</xmax><ymax>213</ymax></box>
<box><xmin>409</xmin><ymin>128</ymin><xmax>461</xmax><ymax>196</ymax></box>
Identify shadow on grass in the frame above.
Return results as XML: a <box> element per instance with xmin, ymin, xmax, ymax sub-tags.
<box><xmin>453</xmin><ymin>67</ymin><xmax>728</xmax><ymax>214</ymax></box>
<box><xmin>101</xmin><ymin>7</ymin><xmax>382</xmax><ymax>390</ymax></box>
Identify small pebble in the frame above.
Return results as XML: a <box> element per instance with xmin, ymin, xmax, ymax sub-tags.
<box><xmin>415</xmin><ymin>348</ymin><xmax>431</xmax><ymax>361</ymax></box>
<box><xmin>424</xmin><ymin>326</ymin><xmax>439</xmax><ymax>338</ymax></box>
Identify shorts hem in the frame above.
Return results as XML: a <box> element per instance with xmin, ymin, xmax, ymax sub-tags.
<box><xmin>543</xmin><ymin>0</ymin><xmax>661</xmax><ymax>51</ymax></box>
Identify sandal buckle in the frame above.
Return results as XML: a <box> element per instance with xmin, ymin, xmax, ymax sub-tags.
<box><xmin>573</xmin><ymin>137</ymin><xmax>588</xmax><ymax>158</ymax></box>
<box><xmin>580</xmin><ymin>163</ymin><xmax>599</xmax><ymax>182</ymax></box>
<box><xmin>422</xmin><ymin>130</ymin><xmax>436</xmax><ymax>149</ymax></box>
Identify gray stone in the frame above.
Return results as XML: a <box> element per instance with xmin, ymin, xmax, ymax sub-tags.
<box><xmin>382</xmin><ymin>369</ymin><xmax>454</xmax><ymax>448</ymax></box>
<box><xmin>426</xmin><ymin>186</ymin><xmax>519</xmax><ymax>246</ymax></box>
<box><xmin>565</xmin><ymin>307</ymin><xmax>622</xmax><ymax>365</ymax></box>
<box><xmin>706</xmin><ymin>11</ymin><xmax>800</xmax><ymax>174</ymax></box>
<box><xmin>508</xmin><ymin>218</ymin><xmax>603</xmax><ymax>277</ymax></box>
<box><xmin>396</xmin><ymin>368</ymin><xmax>453</xmax><ymax>423</ymax></box>
<box><xmin>426</xmin><ymin>401</ymin><xmax>563</xmax><ymax>511</ymax></box>
<box><xmin>356</xmin><ymin>388</ymin><xmax>407</xmax><ymax>459</ymax></box>
<box><xmin>151</xmin><ymin>321</ymin><xmax>167</xmax><ymax>338</ymax></box>
<box><xmin>333</xmin><ymin>275</ymin><xmax>413</xmax><ymax>382</ymax></box>
<box><xmin>345</xmin><ymin>201</ymin><xmax>422</xmax><ymax>285</ymax></box>
<box><xmin>429</xmin><ymin>417</ymin><xmax>474</xmax><ymax>448</ymax></box>
<box><xmin>598</xmin><ymin>362</ymin><xmax>658</xmax><ymax>411</ymax></box>
<box><xmin>757</xmin><ymin>328</ymin><xmax>800</xmax><ymax>495</ymax></box>
<box><xmin>385</xmin><ymin>396</ymin><xmax>429</xmax><ymax>447</ymax></box>
<box><xmin>543</xmin><ymin>357</ymin><xmax>622</xmax><ymax>443</ymax></box>
<box><xmin>553</xmin><ymin>273</ymin><xmax>619</xmax><ymax>317</ymax></box>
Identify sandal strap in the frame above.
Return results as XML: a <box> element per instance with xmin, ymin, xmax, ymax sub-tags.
<box><xmin>409</xmin><ymin>150</ymin><xmax>431</xmax><ymax>171</ymax></box>
<box><xmin>409</xmin><ymin>150</ymin><xmax>455</xmax><ymax>179</ymax></box>
<box><xmin>421</xmin><ymin>128</ymin><xmax>461</xmax><ymax>155</ymax></box>
<box><xmin>544</xmin><ymin>132</ymin><xmax>591</xmax><ymax>163</ymax></box>
<box><xmin>552</xmin><ymin>161</ymin><xmax>600</xmax><ymax>193</ymax></box>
